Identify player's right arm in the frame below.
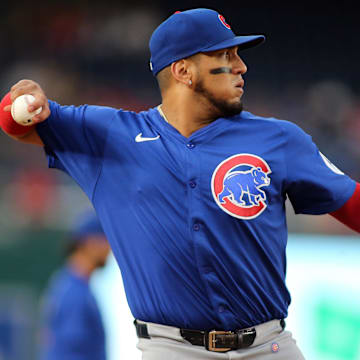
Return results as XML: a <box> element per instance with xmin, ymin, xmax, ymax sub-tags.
<box><xmin>2</xmin><ymin>79</ymin><xmax>118</xmax><ymax>201</ymax></box>
<box><xmin>2</xmin><ymin>79</ymin><xmax>126</xmax><ymax>206</ymax></box>
<box><xmin>0</xmin><ymin>79</ymin><xmax>50</xmax><ymax>146</ymax></box>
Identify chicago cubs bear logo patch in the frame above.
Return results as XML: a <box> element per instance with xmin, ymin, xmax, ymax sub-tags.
<box><xmin>211</xmin><ymin>154</ymin><xmax>272</xmax><ymax>219</ymax></box>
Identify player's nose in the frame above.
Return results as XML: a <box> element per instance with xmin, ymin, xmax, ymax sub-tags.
<box><xmin>233</xmin><ymin>56</ymin><xmax>247</xmax><ymax>75</ymax></box>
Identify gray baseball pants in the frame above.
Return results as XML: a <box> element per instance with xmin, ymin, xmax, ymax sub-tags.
<box><xmin>136</xmin><ymin>319</ymin><xmax>305</xmax><ymax>359</ymax></box>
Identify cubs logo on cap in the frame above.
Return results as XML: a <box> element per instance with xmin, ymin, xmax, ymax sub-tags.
<box><xmin>211</xmin><ymin>154</ymin><xmax>271</xmax><ymax>219</ymax></box>
<box><xmin>218</xmin><ymin>15</ymin><xmax>231</xmax><ymax>29</ymax></box>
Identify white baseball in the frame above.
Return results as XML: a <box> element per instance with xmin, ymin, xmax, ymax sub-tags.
<box><xmin>11</xmin><ymin>94</ymin><xmax>42</xmax><ymax>126</ymax></box>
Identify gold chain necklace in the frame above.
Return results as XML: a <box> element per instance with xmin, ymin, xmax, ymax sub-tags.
<box><xmin>157</xmin><ymin>105</ymin><xmax>169</xmax><ymax>123</ymax></box>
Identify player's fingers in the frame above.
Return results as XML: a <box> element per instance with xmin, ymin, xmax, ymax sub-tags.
<box><xmin>10</xmin><ymin>82</ymin><xmax>32</xmax><ymax>100</ymax></box>
<box><xmin>31</xmin><ymin>99</ymin><xmax>51</xmax><ymax>123</ymax></box>
<box><xmin>31</xmin><ymin>110</ymin><xmax>50</xmax><ymax>123</ymax></box>
<box><xmin>10</xmin><ymin>79</ymin><xmax>43</xmax><ymax>102</ymax></box>
<box><xmin>3</xmin><ymin>105</ymin><xmax>11</xmax><ymax>112</ymax></box>
<box><xmin>10</xmin><ymin>79</ymin><xmax>39</xmax><ymax>92</ymax></box>
<box><xmin>28</xmin><ymin>94</ymin><xmax>46</xmax><ymax>112</ymax></box>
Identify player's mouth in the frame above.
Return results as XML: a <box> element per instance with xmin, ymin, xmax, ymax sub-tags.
<box><xmin>234</xmin><ymin>80</ymin><xmax>244</xmax><ymax>95</ymax></box>
<box><xmin>234</xmin><ymin>79</ymin><xmax>244</xmax><ymax>89</ymax></box>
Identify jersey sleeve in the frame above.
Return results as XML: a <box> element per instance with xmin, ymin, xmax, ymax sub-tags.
<box><xmin>280</xmin><ymin>121</ymin><xmax>356</xmax><ymax>214</ymax></box>
<box><xmin>36</xmin><ymin>100</ymin><xmax>116</xmax><ymax>199</ymax></box>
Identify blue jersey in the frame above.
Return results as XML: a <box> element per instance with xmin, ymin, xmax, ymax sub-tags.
<box><xmin>36</xmin><ymin>102</ymin><xmax>355</xmax><ymax>330</ymax></box>
<box><xmin>39</xmin><ymin>266</ymin><xmax>106</xmax><ymax>360</ymax></box>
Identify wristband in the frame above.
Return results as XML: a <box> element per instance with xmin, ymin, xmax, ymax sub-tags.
<box><xmin>0</xmin><ymin>92</ymin><xmax>35</xmax><ymax>135</ymax></box>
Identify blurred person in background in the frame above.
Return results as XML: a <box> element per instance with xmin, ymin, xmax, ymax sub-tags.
<box><xmin>1</xmin><ymin>7</ymin><xmax>360</xmax><ymax>360</ymax></box>
<box><xmin>38</xmin><ymin>210</ymin><xmax>110</xmax><ymax>360</ymax></box>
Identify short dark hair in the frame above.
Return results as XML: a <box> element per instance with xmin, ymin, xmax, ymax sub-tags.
<box><xmin>156</xmin><ymin>67</ymin><xmax>171</xmax><ymax>94</ymax></box>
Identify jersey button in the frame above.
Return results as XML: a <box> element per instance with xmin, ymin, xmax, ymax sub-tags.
<box><xmin>189</xmin><ymin>181</ymin><xmax>196</xmax><ymax>188</ymax></box>
<box><xmin>186</xmin><ymin>143</ymin><xmax>195</xmax><ymax>149</ymax></box>
<box><xmin>193</xmin><ymin>223</ymin><xmax>200</xmax><ymax>231</ymax></box>
<box><xmin>218</xmin><ymin>305</ymin><xmax>226</xmax><ymax>313</ymax></box>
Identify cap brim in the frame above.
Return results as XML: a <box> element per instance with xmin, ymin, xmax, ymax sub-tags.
<box><xmin>202</xmin><ymin>35</ymin><xmax>265</xmax><ymax>53</ymax></box>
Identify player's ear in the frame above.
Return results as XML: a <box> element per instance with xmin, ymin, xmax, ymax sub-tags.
<box><xmin>170</xmin><ymin>59</ymin><xmax>193</xmax><ymax>86</ymax></box>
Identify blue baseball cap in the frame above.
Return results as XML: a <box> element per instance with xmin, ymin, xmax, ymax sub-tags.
<box><xmin>149</xmin><ymin>8</ymin><xmax>265</xmax><ymax>76</ymax></box>
<box><xmin>70</xmin><ymin>210</ymin><xmax>105</xmax><ymax>243</ymax></box>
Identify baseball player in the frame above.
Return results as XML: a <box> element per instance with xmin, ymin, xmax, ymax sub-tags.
<box><xmin>38</xmin><ymin>210</ymin><xmax>110</xmax><ymax>360</ymax></box>
<box><xmin>0</xmin><ymin>8</ymin><xmax>359</xmax><ymax>360</ymax></box>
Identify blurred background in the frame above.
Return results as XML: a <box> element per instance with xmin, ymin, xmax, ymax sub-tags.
<box><xmin>0</xmin><ymin>1</ymin><xmax>359</xmax><ymax>359</ymax></box>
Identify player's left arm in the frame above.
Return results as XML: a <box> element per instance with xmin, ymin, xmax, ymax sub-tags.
<box><xmin>330</xmin><ymin>182</ymin><xmax>360</xmax><ymax>233</ymax></box>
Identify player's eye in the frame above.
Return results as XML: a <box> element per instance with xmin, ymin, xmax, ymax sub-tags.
<box><xmin>218</xmin><ymin>50</ymin><xmax>230</xmax><ymax>60</ymax></box>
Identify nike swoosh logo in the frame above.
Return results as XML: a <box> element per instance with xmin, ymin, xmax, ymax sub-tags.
<box><xmin>135</xmin><ymin>133</ymin><xmax>160</xmax><ymax>142</ymax></box>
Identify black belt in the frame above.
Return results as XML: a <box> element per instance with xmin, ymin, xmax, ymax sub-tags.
<box><xmin>134</xmin><ymin>319</ymin><xmax>285</xmax><ymax>352</ymax></box>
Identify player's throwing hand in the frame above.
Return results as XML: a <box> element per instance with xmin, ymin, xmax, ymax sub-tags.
<box><xmin>4</xmin><ymin>79</ymin><xmax>50</xmax><ymax>124</ymax></box>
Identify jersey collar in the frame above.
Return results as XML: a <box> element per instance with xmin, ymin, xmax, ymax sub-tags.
<box><xmin>153</xmin><ymin>105</ymin><xmax>240</xmax><ymax>144</ymax></box>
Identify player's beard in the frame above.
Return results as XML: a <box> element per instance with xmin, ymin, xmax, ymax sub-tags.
<box><xmin>194</xmin><ymin>79</ymin><xmax>243</xmax><ymax>119</ymax></box>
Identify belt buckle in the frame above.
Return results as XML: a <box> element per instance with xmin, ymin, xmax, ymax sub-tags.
<box><xmin>207</xmin><ymin>330</ymin><xmax>233</xmax><ymax>352</ymax></box>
